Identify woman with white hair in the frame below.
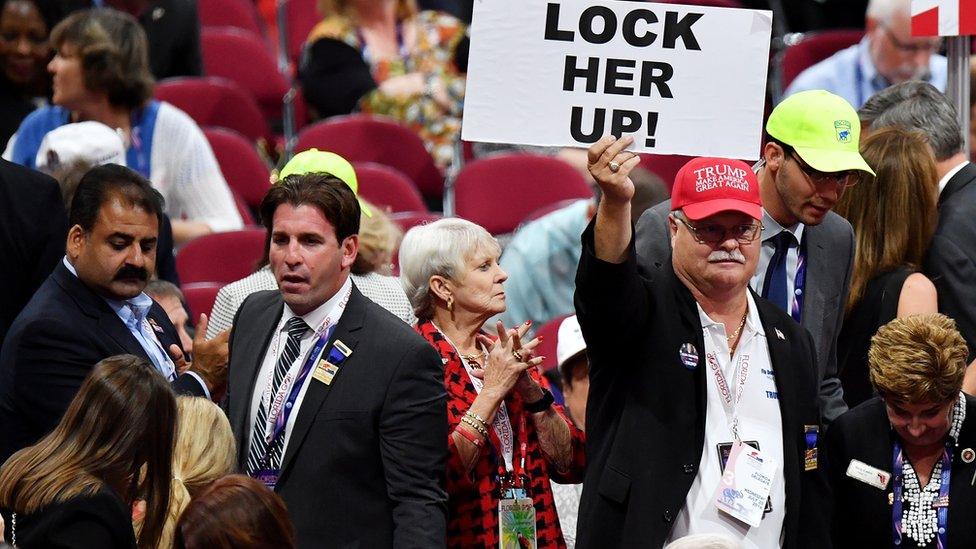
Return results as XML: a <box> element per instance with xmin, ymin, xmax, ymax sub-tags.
<box><xmin>399</xmin><ymin>218</ymin><xmax>586</xmax><ymax>548</ymax></box>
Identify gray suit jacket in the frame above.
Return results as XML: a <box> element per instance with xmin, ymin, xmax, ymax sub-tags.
<box><xmin>227</xmin><ymin>286</ymin><xmax>448</xmax><ymax>548</ymax></box>
<box><xmin>634</xmin><ymin>199</ymin><xmax>854</xmax><ymax>423</ymax></box>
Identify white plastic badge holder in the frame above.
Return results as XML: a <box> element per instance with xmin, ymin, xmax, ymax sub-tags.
<box><xmin>712</xmin><ymin>441</ymin><xmax>777</xmax><ymax>527</ymax></box>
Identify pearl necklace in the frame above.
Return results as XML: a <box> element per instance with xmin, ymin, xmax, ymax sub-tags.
<box><xmin>900</xmin><ymin>392</ymin><xmax>966</xmax><ymax>546</ymax></box>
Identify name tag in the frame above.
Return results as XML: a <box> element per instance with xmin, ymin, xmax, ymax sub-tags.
<box><xmin>845</xmin><ymin>459</ymin><xmax>890</xmax><ymax>490</ymax></box>
<box><xmin>712</xmin><ymin>441</ymin><xmax>777</xmax><ymax>527</ymax></box>
<box><xmin>498</xmin><ymin>497</ymin><xmax>536</xmax><ymax>548</ymax></box>
<box><xmin>312</xmin><ymin>360</ymin><xmax>340</xmax><ymax>385</ymax></box>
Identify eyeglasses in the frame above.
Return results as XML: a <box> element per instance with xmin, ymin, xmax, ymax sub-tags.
<box><xmin>883</xmin><ymin>26</ymin><xmax>942</xmax><ymax>55</ymax></box>
<box><xmin>677</xmin><ymin>217</ymin><xmax>763</xmax><ymax>245</ymax></box>
<box><xmin>790</xmin><ymin>152</ymin><xmax>857</xmax><ymax>189</ymax></box>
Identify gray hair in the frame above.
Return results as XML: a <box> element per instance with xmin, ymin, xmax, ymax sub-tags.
<box><xmin>398</xmin><ymin>218</ymin><xmax>501</xmax><ymax>320</ymax></box>
<box><xmin>866</xmin><ymin>0</ymin><xmax>909</xmax><ymax>25</ymax></box>
<box><xmin>145</xmin><ymin>279</ymin><xmax>185</xmax><ymax>302</ymax></box>
<box><xmin>860</xmin><ymin>82</ymin><xmax>963</xmax><ymax>161</ymax></box>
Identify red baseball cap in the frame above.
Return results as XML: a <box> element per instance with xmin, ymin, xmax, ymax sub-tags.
<box><xmin>671</xmin><ymin>157</ymin><xmax>762</xmax><ymax>221</ymax></box>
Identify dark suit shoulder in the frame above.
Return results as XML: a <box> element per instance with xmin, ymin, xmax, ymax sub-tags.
<box><xmin>238</xmin><ymin>290</ymin><xmax>284</xmax><ymax>315</ymax></box>
<box><xmin>13</xmin><ymin>486</ymin><xmax>137</xmax><ymax>548</ymax></box>
<box><xmin>830</xmin><ymin>396</ymin><xmax>886</xmax><ymax>435</ymax></box>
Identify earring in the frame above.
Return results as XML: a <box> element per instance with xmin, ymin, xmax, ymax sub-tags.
<box><xmin>447</xmin><ymin>296</ymin><xmax>454</xmax><ymax>313</ymax></box>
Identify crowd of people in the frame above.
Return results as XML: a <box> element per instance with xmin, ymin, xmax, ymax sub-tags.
<box><xmin>2</xmin><ymin>0</ymin><xmax>976</xmax><ymax>548</ymax></box>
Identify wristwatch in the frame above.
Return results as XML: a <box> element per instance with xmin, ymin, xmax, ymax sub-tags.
<box><xmin>524</xmin><ymin>388</ymin><xmax>554</xmax><ymax>414</ymax></box>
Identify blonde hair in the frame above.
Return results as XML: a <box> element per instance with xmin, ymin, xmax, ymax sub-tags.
<box><xmin>145</xmin><ymin>397</ymin><xmax>236</xmax><ymax>548</ymax></box>
<box><xmin>868</xmin><ymin>314</ymin><xmax>968</xmax><ymax>404</ymax></box>
<box><xmin>352</xmin><ymin>201</ymin><xmax>402</xmax><ymax>275</ymax></box>
<box><xmin>834</xmin><ymin>127</ymin><xmax>938</xmax><ymax>312</ymax></box>
<box><xmin>316</xmin><ymin>0</ymin><xmax>417</xmax><ymax>21</ymax></box>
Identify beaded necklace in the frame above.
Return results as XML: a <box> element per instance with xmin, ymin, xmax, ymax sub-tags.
<box><xmin>893</xmin><ymin>391</ymin><xmax>966</xmax><ymax>548</ymax></box>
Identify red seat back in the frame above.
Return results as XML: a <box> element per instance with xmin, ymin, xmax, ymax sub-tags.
<box><xmin>204</xmin><ymin>127</ymin><xmax>271</xmax><ymax>210</ymax></box>
<box><xmin>534</xmin><ymin>314</ymin><xmax>571</xmax><ymax>374</ymax></box>
<box><xmin>198</xmin><ymin>0</ymin><xmax>265</xmax><ymax>38</ymax></box>
<box><xmin>201</xmin><ymin>27</ymin><xmax>288</xmax><ymax>120</ymax></box>
<box><xmin>176</xmin><ymin>229</ymin><xmax>267</xmax><ymax>284</ymax></box>
<box><xmin>637</xmin><ymin>153</ymin><xmax>697</xmax><ymax>192</ymax></box>
<box><xmin>182</xmin><ymin>282</ymin><xmax>224</xmax><ymax>320</ymax></box>
<box><xmin>155</xmin><ymin>77</ymin><xmax>271</xmax><ymax>143</ymax></box>
<box><xmin>285</xmin><ymin>0</ymin><xmax>319</xmax><ymax>64</ymax></box>
<box><xmin>352</xmin><ymin>162</ymin><xmax>428</xmax><ymax>214</ymax></box>
<box><xmin>454</xmin><ymin>155</ymin><xmax>593</xmax><ymax>235</ymax></box>
<box><xmin>780</xmin><ymin>29</ymin><xmax>864</xmax><ymax>91</ymax></box>
<box><xmin>295</xmin><ymin>115</ymin><xmax>443</xmax><ymax>202</ymax></box>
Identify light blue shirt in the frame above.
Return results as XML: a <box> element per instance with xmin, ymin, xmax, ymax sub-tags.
<box><xmin>783</xmin><ymin>37</ymin><xmax>947</xmax><ymax>108</ymax></box>
<box><xmin>62</xmin><ymin>257</ymin><xmax>207</xmax><ymax>394</ymax></box>
<box><xmin>498</xmin><ymin>199</ymin><xmax>591</xmax><ymax>331</ymax></box>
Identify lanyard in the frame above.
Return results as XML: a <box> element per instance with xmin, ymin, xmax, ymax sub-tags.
<box><xmin>706</xmin><ymin>351</ymin><xmax>751</xmax><ymax>441</ymax></box>
<box><xmin>261</xmin><ymin>324</ymin><xmax>342</xmax><ymax>464</ymax></box>
<box><xmin>489</xmin><ymin>412</ymin><xmax>528</xmax><ymax>481</ymax></box>
<box><xmin>891</xmin><ymin>440</ymin><xmax>952</xmax><ymax>548</ymax></box>
<box><xmin>791</xmin><ymin>236</ymin><xmax>807</xmax><ymax>324</ymax></box>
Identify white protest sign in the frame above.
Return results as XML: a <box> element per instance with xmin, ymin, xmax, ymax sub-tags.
<box><xmin>462</xmin><ymin>0</ymin><xmax>772</xmax><ymax>159</ymax></box>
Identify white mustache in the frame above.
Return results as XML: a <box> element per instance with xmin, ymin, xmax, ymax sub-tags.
<box><xmin>708</xmin><ymin>250</ymin><xmax>746</xmax><ymax>264</ymax></box>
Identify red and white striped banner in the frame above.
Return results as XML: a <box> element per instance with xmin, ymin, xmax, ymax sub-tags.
<box><xmin>912</xmin><ymin>0</ymin><xmax>976</xmax><ymax>37</ymax></box>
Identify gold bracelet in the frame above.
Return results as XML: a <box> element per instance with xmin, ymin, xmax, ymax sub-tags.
<box><xmin>461</xmin><ymin>415</ymin><xmax>489</xmax><ymax>438</ymax></box>
<box><xmin>464</xmin><ymin>410</ymin><xmax>489</xmax><ymax>430</ymax></box>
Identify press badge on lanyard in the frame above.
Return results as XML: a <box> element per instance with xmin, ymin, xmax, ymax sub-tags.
<box><xmin>496</xmin><ymin>414</ymin><xmax>536</xmax><ymax>548</ymax></box>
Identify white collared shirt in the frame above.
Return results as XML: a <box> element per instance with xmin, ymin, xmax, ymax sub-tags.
<box><xmin>750</xmin><ymin>211</ymin><xmax>805</xmax><ymax>316</ymax></box>
<box><xmin>247</xmin><ymin>276</ymin><xmax>353</xmax><ymax>454</ymax></box>
<box><xmin>938</xmin><ymin>160</ymin><xmax>969</xmax><ymax>197</ymax></box>
<box><xmin>667</xmin><ymin>291</ymin><xmax>785</xmax><ymax>548</ymax></box>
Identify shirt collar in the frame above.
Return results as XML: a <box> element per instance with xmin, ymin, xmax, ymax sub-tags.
<box><xmin>938</xmin><ymin>160</ymin><xmax>970</xmax><ymax>196</ymax></box>
<box><xmin>63</xmin><ymin>256</ymin><xmax>153</xmax><ymax>322</ymax></box>
<box><xmin>761</xmin><ymin>209</ymin><xmax>804</xmax><ymax>245</ymax></box>
<box><xmin>696</xmin><ymin>291</ymin><xmax>764</xmax><ymax>338</ymax></box>
<box><xmin>280</xmin><ymin>275</ymin><xmax>353</xmax><ymax>334</ymax></box>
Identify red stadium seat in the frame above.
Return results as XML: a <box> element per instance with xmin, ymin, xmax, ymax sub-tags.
<box><xmin>777</xmin><ymin>29</ymin><xmax>864</xmax><ymax>95</ymax></box>
<box><xmin>176</xmin><ymin>229</ymin><xmax>267</xmax><ymax>284</ymax></box>
<box><xmin>389</xmin><ymin>211</ymin><xmax>443</xmax><ymax>233</ymax></box>
<box><xmin>638</xmin><ymin>153</ymin><xmax>696</xmax><ymax>192</ymax></box>
<box><xmin>183</xmin><ymin>282</ymin><xmax>224</xmax><ymax>320</ymax></box>
<box><xmin>454</xmin><ymin>155</ymin><xmax>593</xmax><ymax>236</ymax></box>
<box><xmin>201</xmin><ymin>27</ymin><xmax>289</xmax><ymax>121</ymax></box>
<box><xmin>284</xmin><ymin>0</ymin><xmax>319</xmax><ymax>64</ymax></box>
<box><xmin>204</xmin><ymin>128</ymin><xmax>271</xmax><ymax>212</ymax></box>
<box><xmin>198</xmin><ymin>0</ymin><xmax>265</xmax><ymax>38</ymax></box>
<box><xmin>155</xmin><ymin>77</ymin><xmax>272</xmax><ymax>144</ymax></box>
<box><xmin>295</xmin><ymin>115</ymin><xmax>444</xmax><ymax>202</ymax></box>
<box><xmin>352</xmin><ymin>162</ymin><xmax>428</xmax><ymax>214</ymax></box>
<box><xmin>533</xmin><ymin>314</ymin><xmax>571</xmax><ymax>374</ymax></box>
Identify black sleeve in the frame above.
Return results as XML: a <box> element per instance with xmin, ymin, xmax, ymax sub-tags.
<box><xmin>44</xmin><ymin>490</ymin><xmax>137</xmax><ymax>548</ymax></box>
<box><xmin>299</xmin><ymin>38</ymin><xmax>378</xmax><ymax>119</ymax></box>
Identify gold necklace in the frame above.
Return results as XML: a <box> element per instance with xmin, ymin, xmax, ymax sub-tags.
<box><xmin>727</xmin><ymin>310</ymin><xmax>748</xmax><ymax>350</ymax></box>
<box><xmin>459</xmin><ymin>349</ymin><xmax>488</xmax><ymax>366</ymax></box>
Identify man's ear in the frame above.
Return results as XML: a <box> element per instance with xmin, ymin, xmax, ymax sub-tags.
<box><xmin>66</xmin><ymin>224</ymin><xmax>85</xmax><ymax>263</ymax></box>
<box><xmin>764</xmin><ymin>141</ymin><xmax>786</xmax><ymax>172</ymax></box>
<box><xmin>340</xmin><ymin>234</ymin><xmax>359</xmax><ymax>269</ymax></box>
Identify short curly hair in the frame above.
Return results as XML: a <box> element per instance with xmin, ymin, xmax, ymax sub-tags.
<box><xmin>868</xmin><ymin>314</ymin><xmax>969</xmax><ymax>405</ymax></box>
<box><xmin>49</xmin><ymin>8</ymin><xmax>154</xmax><ymax>110</ymax></box>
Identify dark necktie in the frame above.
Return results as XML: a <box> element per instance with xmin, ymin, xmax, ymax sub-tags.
<box><xmin>762</xmin><ymin>231</ymin><xmax>795</xmax><ymax>312</ymax></box>
<box><xmin>246</xmin><ymin>316</ymin><xmax>310</xmax><ymax>475</ymax></box>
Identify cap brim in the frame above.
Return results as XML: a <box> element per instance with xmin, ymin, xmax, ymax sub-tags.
<box><xmin>683</xmin><ymin>199</ymin><xmax>762</xmax><ymax>221</ymax></box>
<box><xmin>794</xmin><ymin>146</ymin><xmax>875</xmax><ymax>176</ymax></box>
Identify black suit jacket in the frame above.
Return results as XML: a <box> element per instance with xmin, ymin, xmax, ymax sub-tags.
<box><xmin>925</xmin><ymin>161</ymin><xmax>976</xmax><ymax>362</ymax></box>
<box><xmin>825</xmin><ymin>395</ymin><xmax>976</xmax><ymax>547</ymax></box>
<box><xmin>2</xmin><ymin>487</ymin><xmax>137</xmax><ymax>548</ymax></box>
<box><xmin>0</xmin><ymin>160</ymin><xmax>67</xmax><ymax>349</ymax></box>
<box><xmin>227</xmin><ymin>286</ymin><xmax>448</xmax><ymax>548</ymax></box>
<box><xmin>0</xmin><ymin>262</ymin><xmax>205</xmax><ymax>462</ymax></box>
<box><xmin>574</xmin><ymin>222</ymin><xmax>828</xmax><ymax>548</ymax></box>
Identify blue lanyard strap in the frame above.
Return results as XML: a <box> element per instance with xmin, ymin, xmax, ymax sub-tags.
<box><xmin>260</xmin><ymin>325</ymin><xmax>342</xmax><ymax>464</ymax></box>
<box><xmin>791</xmin><ymin>235</ymin><xmax>807</xmax><ymax>324</ymax></box>
<box><xmin>891</xmin><ymin>440</ymin><xmax>952</xmax><ymax>548</ymax></box>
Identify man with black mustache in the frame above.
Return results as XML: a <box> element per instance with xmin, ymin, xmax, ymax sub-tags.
<box><xmin>0</xmin><ymin>164</ymin><xmax>227</xmax><ymax>462</ymax></box>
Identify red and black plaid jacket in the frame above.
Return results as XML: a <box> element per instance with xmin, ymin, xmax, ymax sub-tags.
<box><xmin>416</xmin><ymin>320</ymin><xmax>586</xmax><ymax>548</ymax></box>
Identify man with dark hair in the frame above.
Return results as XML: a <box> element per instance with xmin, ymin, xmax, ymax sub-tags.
<box><xmin>860</xmin><ymin>81</ymin><xmax>976</xmax><ymax>366</ymax></box>
<box><xmin>636</xmin><ymin>90</ymin><xmax>874</xmax><ymax>424</ymax></box>
<box><xmin>226</xmin><ymin>173</ymin><xmax>448</xmax><ymax>548</ymax></box>
<box><xmin>0</xmin><ymin>163</ymin><xmax>227</xmax><ymax>462</ymax></box>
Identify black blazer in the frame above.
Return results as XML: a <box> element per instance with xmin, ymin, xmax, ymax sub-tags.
<box><xmin>0</xmin><ymin>160</ymin><xmax>67</xmax><ymax>349</ymax></box>
<box><xmin>926</xmin><ymin>162</ymin><xmax>976</xmax><ymax>362</ymax></box>
<box><xmin>2</xmin><ymin>487</ymin><xmax>136</xmax><ymax>548</ymax></box>
<box><xmin>226</xmin><ymin>286</ymin><xmax>448</xmax><ymax>548</ymax></box>
<box><xmin>825</xmin><ymin>395</ymin><xmax>976</xmax><ymax>547</ymax></box>
<box><xmin>574</xmin><ymin>222</ymin><xmax>828</xmax><ymax>548</ymax></box>
<box><xmin>0</xmin><ymin>262</ymin><xmax>205</xmax><ymax>462</ymax></box>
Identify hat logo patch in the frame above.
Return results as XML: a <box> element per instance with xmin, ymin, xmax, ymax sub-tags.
<box><xmin>693</xmin><ymin>164</ymin><xmax>750</xmax><ymax>193</ymax></box>
<box><xmin>834</xmin><ymin>120</ymin><xmax>852</xmax><ymax>143</ymax></box>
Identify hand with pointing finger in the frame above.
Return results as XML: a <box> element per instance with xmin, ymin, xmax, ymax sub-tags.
<box><xmin>168</xmin><ymin>313</ymin><xmax>229</xmax><ymax>397</ymax></box>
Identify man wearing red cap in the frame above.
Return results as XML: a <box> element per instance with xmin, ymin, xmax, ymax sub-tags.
<box><xmin>573</xmin><ymin>136</ymin><xmax>826</xmax><ymax>548</ymax></box>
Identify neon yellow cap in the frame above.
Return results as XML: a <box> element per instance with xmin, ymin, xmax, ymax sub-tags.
<box><xmin>766</xmin><ymin>90</ymin><xmax>875</xmax><ymax>176</ymax></box>
<box><xmin>276</xmin><ymin>148</ymin><xmax>372</xmax><ymax>216</ymax></box>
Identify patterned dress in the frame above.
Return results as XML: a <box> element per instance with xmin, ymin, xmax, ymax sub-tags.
<box><xmin>305</xmin><ymin>11</ymin><xmax>466</xmax><ymax>169</ymax></box>
<box><xmin>416</xmin><ymin>320</ymin><xmax>586</xmax><ymax>548</ymax></box>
